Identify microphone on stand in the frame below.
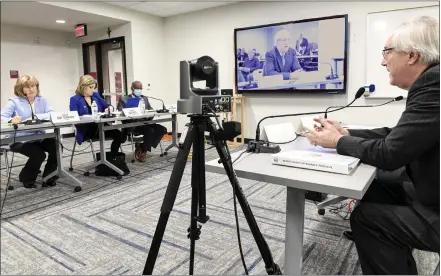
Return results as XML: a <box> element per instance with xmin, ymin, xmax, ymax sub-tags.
<box><xmin>319</xmin><ymin>62</ymin><xmax>339</xmax><ymax>80</ymax></box>
<box><xmin>146</xmin><ymin>96</ymin><xmax>169</xmax><ymax>113</ymax></box>
<box><xmin>248</xmin><ymin>87</ymin><xmax>366</xmax><ymax>153</ymax></box>
<box><xmin>24</xmin><ymin>97</ymin><xmax>42</xmax><ymax>125</ymax></box>
<box><xmin>324</xmin><ymin>96</ymin><xmax>404</xmax><ymax>119</ymax></box>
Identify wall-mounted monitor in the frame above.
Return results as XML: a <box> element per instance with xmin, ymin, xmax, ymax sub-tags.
<box><xmin>234</xmin><ymin>14</ymin><xmax>348</xmax><ymax>94</ymax></box>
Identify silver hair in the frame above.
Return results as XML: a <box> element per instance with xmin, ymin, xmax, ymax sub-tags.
<box><xmin>391</xmin><ymin>16</ymin><xmax>439</xmax><ymax>65</ymax></box>
<box><xmin>273</xmin><ymin>29</ymin><xmax>290</xmax><ymax>45</ymax></box>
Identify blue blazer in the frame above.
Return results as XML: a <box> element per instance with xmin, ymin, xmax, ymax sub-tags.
<box><xmin>69</xmin><ymin>92</ymin><xmax>109</xmax><ymax>144</ymax></box>
<box><xmin>264</xmin><ymin>47</ymin><xmax>302</xmax><ymax>80</ymax></box>
<box><xmin>1</xmin><ymin>96</ymin><xmax>53</xmax><ymax>137</ymax></box>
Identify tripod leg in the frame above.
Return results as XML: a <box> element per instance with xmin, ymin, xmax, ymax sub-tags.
<box><xmin>211</xmin><ymin>137</ymin><xmax>281</xmax><ymax>275</ymax></box>
<box><xmin>143</xmin><ymin>125</ymin><xmax>194</xmax><ymax>275</ymax></box>
<box><xmin>188</xmin><ymin>118</ymin><xmax>210</xmax><ymax>274</ymax></box>
<box><xmin>189</xmin><ymin>121</ymin><xmax>201</xmax><ymax>275</ymax></box>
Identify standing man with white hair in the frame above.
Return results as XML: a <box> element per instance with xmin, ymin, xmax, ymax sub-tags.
<box><xmin>303</xmin><ymin>16</ymin><xmax>439</xmax><ymax>274</ymax></box>
<box><xmin>264</xmin><ymin>29</ymin><xmax>303</xmax><ymax>79</ymax></box>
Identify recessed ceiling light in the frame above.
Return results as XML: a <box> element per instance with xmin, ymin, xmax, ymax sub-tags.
<box><xmin>56</xmin><ymin>20</ymin><xmax>66</xmax><ymax>24</ymax></box>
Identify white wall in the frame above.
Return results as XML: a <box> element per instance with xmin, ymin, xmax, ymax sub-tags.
<box><xmin>45</xmin><ymin>2</ymin><xmax>165</xmax><ymax>101</ymax></box>
<box><xmin>1</xmin><ymin>24</ymin><xmax>81</xmax><ymax>113</ymax></box>
<box><xmin>163</xmin><ymin>1</ymin><xmax>438</xmax><ymax>137</ymax></box>
<box><xmin>45</xmin><ymin>1</ymin><xmax>170</xmax><ymax>128</ymax></box>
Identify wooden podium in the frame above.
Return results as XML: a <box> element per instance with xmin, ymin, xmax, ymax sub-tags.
<box><xmin>228</xmin><ymin>94</ymin><xmax>245</xmax><ymax>147</ymax></box>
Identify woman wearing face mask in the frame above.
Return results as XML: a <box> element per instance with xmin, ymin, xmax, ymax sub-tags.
<box><xmin>0</xmin><ymin>75</ymin><xmax>57</xmax><ymax>188</ymax></box>
<box><xmin>69</xmin><ymin>75</ymin><xmax>126</xmax><ymax>153</ymax></box>
<box><xmin>117</xmin><ymin>81</ymin><xmax>167</xmax><ymax>162</ymax></box>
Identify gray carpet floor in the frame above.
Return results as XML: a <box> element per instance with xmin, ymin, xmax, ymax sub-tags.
<box><xmin>0</xmin><ymin>138</ymin><xmax>438</xmax><ymax>275</ymax></box>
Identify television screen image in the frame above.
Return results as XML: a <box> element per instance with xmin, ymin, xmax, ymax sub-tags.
<box><xmin>234</xmin><ymin>15</ymin><xmax>348</xmax><ymax>94</ymax></box>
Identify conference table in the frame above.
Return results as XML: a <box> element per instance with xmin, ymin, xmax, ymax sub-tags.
<box><xmin>205</xmin><ymin>137</ymin><xmax>377</xmax><ymax>275</ymax></box>
<box><xmin>1</xmin><ymin>111</ymin><xmax>178</xmax><ymax>191</ymax></box>
<box><xmin>1</xmin><ymin>118</ymin><xmax>94</xmax><ymax>191</ymax></box>
<box><xmin>84</xmin><ymin>112</ymin><xmax>179</xmax><ymax>177</ymax></box>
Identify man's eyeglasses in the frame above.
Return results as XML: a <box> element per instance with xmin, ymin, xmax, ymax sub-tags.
<box><xmin>382</xmin><ymin>47</ymin><xmax>394</xmax><ymax>58</ymax></box>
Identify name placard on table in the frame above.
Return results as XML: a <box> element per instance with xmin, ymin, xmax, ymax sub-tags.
<box><xmin>50</xmin><ymin>111</ymin><xmax>80</xmax><ymax>124</ymax></box>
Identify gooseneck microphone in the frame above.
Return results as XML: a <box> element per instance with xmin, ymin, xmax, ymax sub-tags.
<box><xmin>24</xmin><ymin>97</ymin><xmax>42</xmax><ymax>125</ymax></box>
<box><xmin>248</xmin><ymin>87</ymin><xmax>365</xmax><ymax>153</ymax></box>
<box><xmin>324</xmin><ymin>95</ymin><xmax>404</xmax><ymax>119</ymax></box>
<box><xmin>146</xmin><ymin>96</ymin><xmax>169</xmax><ymax>113</ymax></box>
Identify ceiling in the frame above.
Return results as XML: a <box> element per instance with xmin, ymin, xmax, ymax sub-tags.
<box><xmin>105</xmin><ymin>1</ymin><xmax>236</xmax><ymax>17</ymax></box>
<box><xmin>0</xmin><ymin>1</ymin><xmax>128</xmax><ymax>33</ymax></box>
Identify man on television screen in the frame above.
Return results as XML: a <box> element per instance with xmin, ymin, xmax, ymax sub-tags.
<box><xmin>264</xmin><ymin>29</ymin><xmax>303</xmax><ymax>80</ymax></box>
<box><xmin>239</xmin><ymin>48</ymin><xmax>260</xmax><ymax>81</ymax></box>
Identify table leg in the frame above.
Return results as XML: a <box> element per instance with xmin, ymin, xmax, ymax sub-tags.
<box><xmin>164</xmin><ymin>114</ymin><xmax>179</xmax><ymax>153</ymax></box>
<box><xmin>43</xmin><ymin>128</ymin><xmax>83</xmax><ymax>191</ymax></box>
<box><xmin>85</xmin><ymin>123</ymin><xmax>124</xmax><ymax>176</ymax></box>
<box><xmin>284</xmin><ymin>187</ymin><xmax>305</xmax><ymax>274</ymax></box>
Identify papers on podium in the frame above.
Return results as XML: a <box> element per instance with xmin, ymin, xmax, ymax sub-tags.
<box><xmin>272</xmin><ymin>149</ymin><xmax>360</xmax><ymax>175</ymax></box>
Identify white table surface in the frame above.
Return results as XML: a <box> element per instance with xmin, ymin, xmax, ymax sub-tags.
<box><xmin>206</xmin><ymin>137</ymin><xmax>377</xmax><ymax>200</ymax></box>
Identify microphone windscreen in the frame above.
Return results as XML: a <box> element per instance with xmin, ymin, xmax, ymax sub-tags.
<box><xmin>355</xmin><ymin>87</ymin><xmax>365</xmax><ymax>99</ymax></box>
<box><xmin>395</xmin><ymin>96</ymin><xmax>404</xmax><ymax>101</ymax></box>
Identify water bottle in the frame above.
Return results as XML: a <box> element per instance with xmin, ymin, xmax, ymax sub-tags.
<box><xmin>91</xmin><ymin>101</ymin><xmax>98</xmax><ymax>119</ymax></box>
<box><xmin>139</xmin><ymin>97</ymin><xmax>146</xmax><ymax>115</ymax></box>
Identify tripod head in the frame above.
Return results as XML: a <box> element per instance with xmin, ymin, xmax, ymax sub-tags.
<box><xmin>187</xmin><ymin>114</ymin><xmax>241</xmax><ymax>142</ymax></box>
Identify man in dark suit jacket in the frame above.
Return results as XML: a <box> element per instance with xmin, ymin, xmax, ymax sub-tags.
<box><xmin>264</xmin><ymin>29</ymin><xmax>303</xmax><ymax>80</ymax></box>
<box><xmin>117</xmin><ymin>81</ymin><xmax>167</xmax><ymax>162</ymax></box>
<box><xmin>239</xmin><ymin>49</ymin><xmax>261</xmax><ymax>81</ymax></box>
<box><xmin>303</xmin><ymin>16</ymin><xmax>439</xmax><ymax>274</ymax></box>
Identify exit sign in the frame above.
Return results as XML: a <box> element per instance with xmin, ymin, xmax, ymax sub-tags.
<box><xmin>75</xmin><ymin>24</ymin><xmax>87</xmax><ymax>37</ymax></box>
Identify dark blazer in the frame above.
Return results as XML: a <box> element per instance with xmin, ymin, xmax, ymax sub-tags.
<box><xmin>242</xmin><ymin>57</ymin><xmax>261</xmax><ymax>73</ymax></box>
<box><xmin>69</xmin><ymin>92</ymin><xmax>110</xmax><ymax>144</ymax></box>
<box><xmin>117</xmin><ymin>94</ymin><xmax>153</xmax><ymax>111</ymax></box>
<box><xmin>264</xmin><ymin>47</ymin><xmax>302</xmax><ymax>80</ymax></box>
<box><xmin>337</xmin><ymin>63</ymin><xmax>440</xmax><ymax>233</ymax></box>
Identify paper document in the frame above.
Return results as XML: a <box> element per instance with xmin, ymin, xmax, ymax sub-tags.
<box><xmin>272</xmin><ymin>149</ymin><xmax>360</xmax><ymax>174</ymax></box>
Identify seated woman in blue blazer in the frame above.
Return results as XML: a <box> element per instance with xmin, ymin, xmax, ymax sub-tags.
<box><xmin>69</xmin><ymin>75</ymin><xmax>126</xmax><ymax>153</ymax></box>
<box><xmin>0</xmin><ymin>75</ymin><xmax>57</xmax><ymax>188</ymax></box>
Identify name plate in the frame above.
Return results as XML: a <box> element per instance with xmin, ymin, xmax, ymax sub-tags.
<box><xmin>50</xmin><ymin>111</ymin><xmax>80</xmax><ymax>124</ymax></box>
<box><xmin>122</xmin><ymin>108</ymin><xmax>142</xmax><ymax>117</ymax></box>
<box><xmin>165</xmin><ymin>104</ymin><xmax>177</xmax><ymax>113</ymax></box>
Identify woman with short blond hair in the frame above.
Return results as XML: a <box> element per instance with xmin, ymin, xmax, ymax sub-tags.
<box><xmin>1</xmin><ymin>75</ymin><xmax>57</xmax><ymax>188</ymax></box>
<box><xmin>69</xmin><ymin>75</ymin><xmax>126</xmax><ymax>152</ymax></box>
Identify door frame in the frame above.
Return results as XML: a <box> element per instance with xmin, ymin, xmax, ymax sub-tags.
<box><xmin>81</xmin><ymin>36</ymin><xmax>128</xmax><ymax>96</ymax></box>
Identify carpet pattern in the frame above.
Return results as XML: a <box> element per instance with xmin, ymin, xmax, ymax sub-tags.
<box><xmin>0</xmin><ymin>138</ymin><xmax>438</xmax><ymax>275</ymax></box>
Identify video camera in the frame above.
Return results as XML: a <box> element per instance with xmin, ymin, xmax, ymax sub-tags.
<box><xmin>177</xmin><ymin>56</ymin><xmax>232</xmax><ymax>115</ymax></box>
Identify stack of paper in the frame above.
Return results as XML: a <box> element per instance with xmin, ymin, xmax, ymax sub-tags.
<box><xmin>272</xmin><ymin>149</ymin><xmax>360</xmax><ymax>175</ymax></box>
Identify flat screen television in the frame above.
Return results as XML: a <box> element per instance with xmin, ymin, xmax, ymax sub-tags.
<box><xmin>234</xmin><ymin>14</ymin><xmax>348</xmax><ymax>94</ymax></box>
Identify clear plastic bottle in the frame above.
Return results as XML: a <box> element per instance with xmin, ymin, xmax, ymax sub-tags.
<box><xmin>139</xmin><ymin>97</ymin><xmax>146</xmax><ymax>115</ymax></box>
<box><xmin>91</xmin><ymin>101</ymin><xmax>98</xmax><ymax>119</ymax></box>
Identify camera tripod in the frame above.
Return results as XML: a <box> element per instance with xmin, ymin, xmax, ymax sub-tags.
<box><xmin>143</xmin><ymin>114</ymin><xmax>281</xmax><ymax>275</ymax></box>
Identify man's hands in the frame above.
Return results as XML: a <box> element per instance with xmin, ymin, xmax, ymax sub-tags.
<box><xmin>289</xmin><ymin>68</ymin><xmax>304</xmax><ymax>80</ymax></box>
<box><xmin>324</xmin><ymin>119</ymin><xmax>350</xmax><ymax>136</ymax></box>
<box><xmin>302</xmin><ymin>117</ymin><xmax>348</xmax><ymax>149</ymax></box>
